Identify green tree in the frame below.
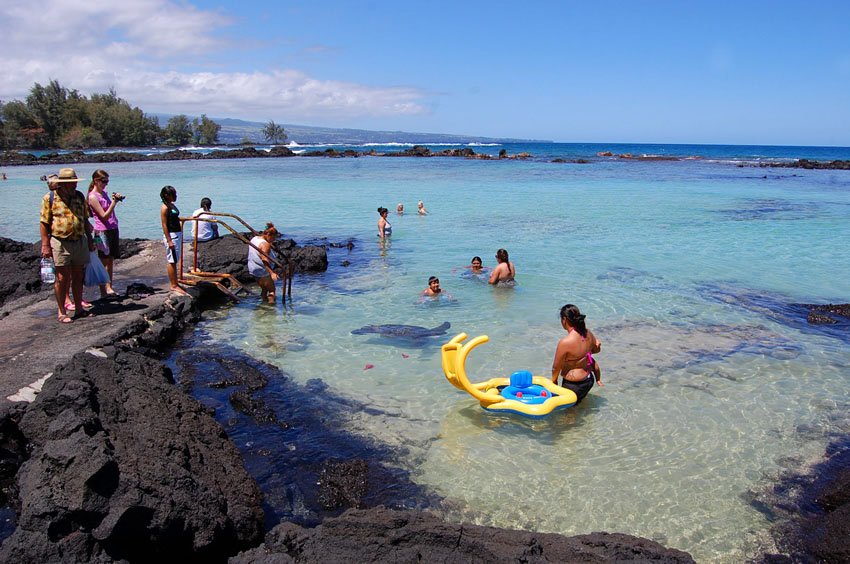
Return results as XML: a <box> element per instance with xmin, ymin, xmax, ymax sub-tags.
<box><xmin>192</xmin><ymin>114</ymin><xmax>220</xmax><ymax>145</ymax></box>
<box><xmin>88</xmin><ymin>89</ymin><xmax>161</xmax><ymax>147</ymax></box>
<box><xmin>26</xmin><ymin>80</ymin><xmax>76</xmax><ymax>148</ymax></box>
<box><xmin>262</xmin><ymin>120</ymin><xmax>287</xmax><ymax>144</ymax></box>
<box><xmin>163</xmin><ymin>114</ymin><xmax>193</xmax><ymax>146</ymax></box>
<box><xmin>60</xmin><ymin>126</ymin><xmax>104</xmax><ymax>149</ymax></box>
<box><xmin>2</xmin><ymin>99</ymin><xmax>40</xmax><ymax>148</ymax></box>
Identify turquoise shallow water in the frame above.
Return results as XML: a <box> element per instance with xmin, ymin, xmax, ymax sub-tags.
<box><xmin>6</xmin><ymin>150</ymin><xmax>850</xmax><ymax>561</ymax></box>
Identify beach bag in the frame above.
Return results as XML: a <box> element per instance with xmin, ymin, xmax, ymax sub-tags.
<box><xmin>93</xmin><ymin>230</ymin><xmax>110</xmax><ymax>255</ymax></box>
<box><xmin>84</xmin><ymin>251</ymin><xmax>110</xmax><ymax>286</ymax></box>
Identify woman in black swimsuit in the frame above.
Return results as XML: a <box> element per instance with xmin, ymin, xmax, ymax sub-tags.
<box><xmin>551</xmin><ymin>304</ymin><xmax>602</xmax><ymax>403</ymax></box>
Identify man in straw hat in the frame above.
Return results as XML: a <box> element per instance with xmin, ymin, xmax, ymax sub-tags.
<box><xmin>39</xmin><ymin>168</ymin><xmax>95</xmax><ymax>323</ymax></box>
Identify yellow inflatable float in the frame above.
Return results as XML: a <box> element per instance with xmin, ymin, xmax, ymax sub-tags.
<box><xmin>440</xmin><ymin>333</ymin><xmax>578</xmax><ymax>418</ymax></box>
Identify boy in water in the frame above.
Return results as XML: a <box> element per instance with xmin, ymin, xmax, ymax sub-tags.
<box><xmin>421</xmin><ymin>276</ymin><xmax>442</xmax><ymax>297</ymax></box>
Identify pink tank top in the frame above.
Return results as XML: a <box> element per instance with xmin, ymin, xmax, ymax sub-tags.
<box><xmin>90</xmin><ymin>191</ymin><xmax>119</xmax><ymax>231</ymax></box>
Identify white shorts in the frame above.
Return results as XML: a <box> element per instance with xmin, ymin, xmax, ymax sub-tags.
<box><xmin>163</xmin><ymin>232</ymin><xmax>182</xmax><ymax>264</ymax></box>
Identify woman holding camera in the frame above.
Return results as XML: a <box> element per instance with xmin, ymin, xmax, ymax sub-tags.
<box><xmin>87</xmin><ymin>169</ymin><xmax>122</xmax><ymax>298</ymax></box>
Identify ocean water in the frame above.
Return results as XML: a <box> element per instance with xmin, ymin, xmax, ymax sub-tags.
<box><xmin>5</xmin><ymin>144</ymin><xmax>850</xmax><ymax>561</ymax></box>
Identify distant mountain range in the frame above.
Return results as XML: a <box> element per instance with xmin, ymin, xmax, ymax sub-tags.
<box><xmin>151</xmin><ymin>114</ymin><xmax>548</xmax><ymax>145</ymax></box>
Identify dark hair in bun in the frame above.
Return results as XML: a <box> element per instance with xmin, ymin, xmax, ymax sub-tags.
<box><xmin>560</xmin><ymin>303</ymin><xmax>587</xmax><ymax>337</ymax></box>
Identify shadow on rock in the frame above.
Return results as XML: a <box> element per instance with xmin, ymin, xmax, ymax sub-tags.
<box><xmin>173</xmin><ymin>339</ymin><xmax>440</xmax><ymax>528</ymax></box>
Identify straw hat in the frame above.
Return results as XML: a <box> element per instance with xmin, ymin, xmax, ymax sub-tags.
<box><xmin>54</xmin><ymin>168</ymin><xmax>83</xmax><ymax>183</ymax></box>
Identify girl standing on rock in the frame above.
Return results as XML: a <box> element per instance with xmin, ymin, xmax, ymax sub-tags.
<box><xmin>87</xmin><ymin>169</ymin><xmax>122</xmax><ymax>299</ymax></box>
<box><xmin>159</xmin><ymin>185</ymin><xmax>189</xmax><ymax>296</ymax></box>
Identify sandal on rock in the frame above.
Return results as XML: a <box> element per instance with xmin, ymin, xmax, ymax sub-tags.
<box><xmin>65</xmin><ymin>301</ymin><xmax>94</xmax><ymax>312</ymax></box>
<box><xmin>72</xmin><ymin>310</ymin><xmax>93</xmax><ymax>320</ymax></box>
<box><xmin>57</xmin><ymin>314</ymin><xmax>73</xmax><ymax>324</ymax></box>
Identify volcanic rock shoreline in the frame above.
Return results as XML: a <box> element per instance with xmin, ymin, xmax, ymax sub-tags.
<box><xmin>3</xmin><ymin>146</ymin><xmax>850</xmax><ymax>168</ymax></box>
<box><xmin>0</xmin><ymin>236</ymin><xmax>847</xmax><ymax>561</ymax></box>
<box><xmin>0</xmin><ymin>145</ymin><xmax>529</xmax><ymax>167</ymax></box>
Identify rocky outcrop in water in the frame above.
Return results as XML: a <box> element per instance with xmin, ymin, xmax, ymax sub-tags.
<box><xmin>753</xmin><ymin>437</ymin><xmax>850</xmax><ymax>563</ymax></box>
<box><xmin>810</xmin><ymin>460</ymin><xmax>850</xmax><ymax>562</ymax></box>
<box><xmin>1</xmin><ymin>145</ymin><xmax>515</xmax><ymax>167</ymax></box>
<box><xmin>193</xmin><ymin>234</ymin><xmax>327</xmax><ymax>280</ymax></box>
<box><xmin>231</xmin><ymin>506</ymin><xmax>696</xmax><ymax>563</ymax></box>
<box><xmin>1</xmin><ymin>145</ymin><xmax>541</xmax><ymax>168</ymax></box>
<box><xmin>802</xmin><ymin>303</ymin><xmax>850</xmax><ymax>325</ymax></box>
<box><xmin>761</xmin><ymin>159</ymin><xmax>850</xmax><ymax>170</ymax></box>
<box><xmin>1</xmin><ymin>146</ymin><xmax>295</xmax><ymax>167</ymax></box>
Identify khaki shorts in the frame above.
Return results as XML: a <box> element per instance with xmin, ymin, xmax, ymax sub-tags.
<box><xmin>51</xmin><ymin>236</ymin><xmax>90</xmax><ymax>267</ymax></box>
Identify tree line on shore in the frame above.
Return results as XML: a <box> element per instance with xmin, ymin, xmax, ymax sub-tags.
<box><xmin>0</xmin><ymin>80</ymin><xmax>286</xmax><ymax>150</ymax></box>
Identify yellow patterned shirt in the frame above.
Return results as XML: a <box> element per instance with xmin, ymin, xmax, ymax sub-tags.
<box><xmin>40</xmin><ymin>189</ymin><xmax>89</xmax><ymax>240</ymax></box>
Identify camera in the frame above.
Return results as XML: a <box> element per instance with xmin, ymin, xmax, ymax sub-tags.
<box><xmin>112</xmin><ymin>192</ymin><xmax>126</xmax><ymax>202</ymax></box>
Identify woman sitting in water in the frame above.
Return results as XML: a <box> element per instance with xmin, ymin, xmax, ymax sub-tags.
<box><xmin>488</xmin><ymin>248</ymin><xmax>516</xmax><ymax>285</ymax></box>
<box><xmin>377</xmin><ymin>207</ymin><xmax>392</xmax><ymax>239</ymax></box>
<box><xmin>551</xmin><ymin>304</ymin><xmax>602</xmax><ymax>403</ymax></box>
<box><xmin>247</xmin><ymin>223</ymin><xmax>281</xmax><ymax>304</ymax></box>
<box><xmin>454</xmin><ymin>256</ymin><xmax>490</xmax><ymax>279</ymax></box>
<box><xmin>468</xmin><ymin>256</ymin><xmax>487</xmax><ymax>274</ymax></box>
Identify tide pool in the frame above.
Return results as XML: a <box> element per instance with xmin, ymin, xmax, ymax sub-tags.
<box><xmin>6</xmin><ymin>152</ymin><xmax>850</xmax><ymax>561</ymax></box>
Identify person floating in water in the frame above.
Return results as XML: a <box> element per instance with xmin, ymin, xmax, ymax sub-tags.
<box><xmin>551</xmin><ymin>304</ymin><xmax>602</xmax><ymax>403</ymax></box>
<box><xmin>397</xmin><ymin>203</ymin><xmax>404</xmax><ymax>215</ymax></box>
<box><xmin>417</xmin><ymin>200</ymin><xmax>428</xmax><ymax>215</ymax></box>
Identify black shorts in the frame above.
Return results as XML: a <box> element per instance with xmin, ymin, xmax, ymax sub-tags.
<box><xmin>562</xmin><ymin>376</ymin><xmax>594</xmax><ymax>403</ymax></box>
<box><xmin>98</xmin><ymin>228</ymin><xmax>120</xmax><ymax>260</ymax></box>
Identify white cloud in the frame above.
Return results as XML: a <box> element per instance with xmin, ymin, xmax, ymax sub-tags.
<box><xmin>128</xmin><ymin>69</ymin><xmax>426</xmax><ymax>120</ymax></box>
<box><xmin>0</xmin><ymin>0</ymin><xmax>427</xmax><ymax>121</ymax></box>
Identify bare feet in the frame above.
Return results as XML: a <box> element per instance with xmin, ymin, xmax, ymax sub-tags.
<box><xmin>170</xmin><ymin>286</ymin><xmax>190</xmax><ymax>296</ymax></box>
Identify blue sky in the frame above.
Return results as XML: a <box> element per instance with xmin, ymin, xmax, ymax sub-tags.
<box><xmin>2</xmin><ymin>1</ymin><xmax>849</xmax><ymax>145</ymax></box>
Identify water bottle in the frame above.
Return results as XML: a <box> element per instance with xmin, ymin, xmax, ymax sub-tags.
<box><xmin>40</xmin><ymin>257</ymin><xmax>55</xmax><ymax>284</ymax></box>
